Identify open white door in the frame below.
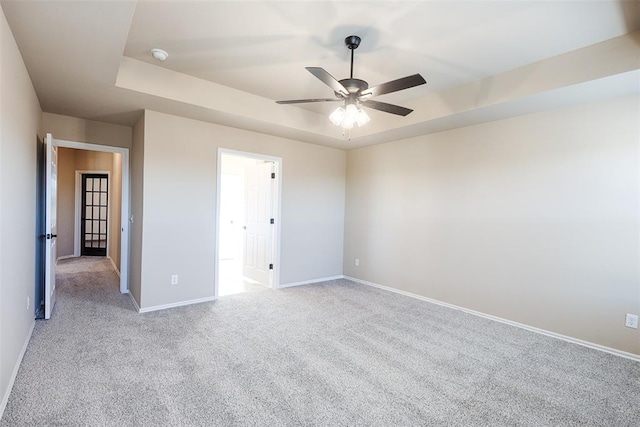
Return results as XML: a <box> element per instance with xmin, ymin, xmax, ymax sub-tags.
<box><xmin>242</xmin><ymin>162</ymin><xmax>274</xmax><ymax>286</ymax></box>
<box><xmin>44</xmin><ymin>133</ymin><xmax>58</xmax><ymax>319</ymax></box>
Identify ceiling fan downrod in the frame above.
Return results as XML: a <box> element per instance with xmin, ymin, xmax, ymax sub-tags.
<box><xmin>345</xmin><ymin>35</ymin><xmax>361</xmax><ymax>80</ymax></box>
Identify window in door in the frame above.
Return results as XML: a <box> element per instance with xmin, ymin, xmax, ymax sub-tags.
<box><xmin>81</xmin><ymin>174</ymin><xmax>108</xmax><ymax>256</ymax></box>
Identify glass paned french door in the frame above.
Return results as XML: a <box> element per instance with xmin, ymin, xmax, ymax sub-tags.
<box><xmin>80</xmin><ymin>174</ymin><xmax>108</xmax><ymax>256</ymax></box>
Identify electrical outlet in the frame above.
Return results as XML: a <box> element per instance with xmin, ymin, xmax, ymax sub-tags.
<box><xmin>625</xmin><ymin>313</ymin><xmax>638</xmax><ymax>329</ymax></box>
<box><xmin>354</xmin><ymin>258</ymin><xmax>360</xmax><ymax>266</ymax></box>
<box><xmin>171</xmin><ymin>274</ymin><xmax>179</xmax><ymax>285</ymax></box>
<box><xmin>27</xmin><ymin>296</ymin><xmax>30</xmax><ymax>311</ymax></box>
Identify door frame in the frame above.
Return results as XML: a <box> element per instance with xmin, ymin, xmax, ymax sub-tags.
<box><xmin>215</xmin><ymin>148</ymin><xmax>282</xmax><ymax>298</ymax></box>
<box><xmin>74</xmin><ymin>170</ymin><xmax>111</xmax><ymax>258</ymax></box>
<box><xmin>53</xmin><ymin>138</ymin><xmax>130</xmax><ymax>294</ymax></box>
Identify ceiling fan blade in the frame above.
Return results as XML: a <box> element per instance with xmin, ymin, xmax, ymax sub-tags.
<box><xmin>360</xmin><ymin>74</ymin><xmax>426</xmax><ymax>98</ymax></box>
<box><xmin>306</xmin><ymin>67</ymin><xmax>349</xmax><ymax>97</ymax></box>
<box><xmin>276</xmin><ymin>98</ymin><xmax>341</xmax><ymax>104</ymax></box>
<box><xmin>360</xmin><ymin>100</ymin><xmax>413</xmax><ymax>116</ymax></box>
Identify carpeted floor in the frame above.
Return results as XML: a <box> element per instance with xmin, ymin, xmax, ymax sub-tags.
<box><xmin>2</xmin><ymin>257</ymin><xmax>639</xmax><ymax>426</ymax></box>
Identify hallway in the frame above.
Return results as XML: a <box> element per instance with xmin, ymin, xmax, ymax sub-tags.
<box><xmin>54</xmin><ymin>257</ymin><xmax>130</xmax><ymax>313</ymax></box>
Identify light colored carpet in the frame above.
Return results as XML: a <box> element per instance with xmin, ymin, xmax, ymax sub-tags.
<box><xmin>2</xmin><ymin>257</ymin><xmax>639</xmax><ymax>426</ymax></box>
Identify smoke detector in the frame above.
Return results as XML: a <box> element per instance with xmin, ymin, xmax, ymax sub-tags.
<box><xmin>150</xmin><ymin>48</ymin><xmax>168</xmax><ymax>61</ymax></box>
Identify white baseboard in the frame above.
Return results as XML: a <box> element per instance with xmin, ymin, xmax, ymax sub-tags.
<box><xmin>138</xmin><ymin>296</ymin><xmax>217</xmax><ymax>314</ymax></box>
<box><xmin>278</xmin><ymin>275</ymin><xmax>345</xmax><ymax>289</ymax></box>
<box><xmin>56</xmin><ymin>254</ymin><xmax>76</xmax><ymax>262</ymax></box>
<box><xmin>107</xmin><ymin>256</ymin><xmax>121</xmax><ymax>278</ymax></box>
<box><xmin>127</xmin><ymin>292</ymin><xmax>141</xmax><ymax>312</ymax></box>
<box><xmin>344</xmin><ymin>275</ymin><xmax>640</xmax><ymax>362</ymax></box>
<box><xmin>0</xmin><ymin>319</ymin><xmax>35</xmax><ymax>419</ymax></box>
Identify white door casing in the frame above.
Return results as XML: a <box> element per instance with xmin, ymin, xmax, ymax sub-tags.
<box><xmin>242</xmin><ymin>162</ymin><xmax>274</xmax><ymax>286</ymax></box>
<box><xmin>215</xmin><ymin>148</ymin><xmax>282</xmax><ymax>298</ymax></box>
<box><xmin>44</xmin><ymin>133</ymin><xmax>58</xmax><ymax>319</ymax></box>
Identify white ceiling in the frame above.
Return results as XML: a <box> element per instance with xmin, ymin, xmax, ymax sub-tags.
<box><xmin>2</xmin><ymin>0</ymin><xmax>639</xmax><ymax>149</ymax></box>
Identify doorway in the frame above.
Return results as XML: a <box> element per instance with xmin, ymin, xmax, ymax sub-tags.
<box><xmin>80</xmin><ymin>173</ymin><xmax>109</xmax><ymax>256</ymax></box>
<box><xmin>39</xmin><ymin>135</ymin><xmax>130</xmax><ymax>319</ymax></box>
<box><xmin>215</xmin><ymin>149</ymin><xmax>282</xmax><ymax>297</ymax></box>
<box><xmin>53</xmin><ymin>138</ymin><xmax>130</xmax><ymax>294</ymax></box>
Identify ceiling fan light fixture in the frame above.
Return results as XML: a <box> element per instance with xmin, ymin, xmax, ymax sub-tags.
<box><xmin>329</xmin><ymin>106</ymin><xmax>346</xmax><ymax>126</ymax></box>
<box><xmin>343</xmin><ymin>103</ymin><xmax>359</xmax><ymax>128</ymax></box>
<box><xmin>356</xmin><ymin>107</ymin><xmax>370</xmax><ymax>127</ymax></box>
<box><xmin>330</xmin><ymin>103</ymin><xmax>370</xmax><ymax>129</ymax></box>
<box><xmin>342</xmin><ymin>120</ymin><xmax>355</xmax><ymax>130</ymax></box>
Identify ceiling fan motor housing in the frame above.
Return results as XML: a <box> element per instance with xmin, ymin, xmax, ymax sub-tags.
<box><xmin>345</xmin><ymin>35</ymin><xmax>361</xmax><ymax>50</ymax></box>
<box><xmin>337</xmin><ymin>78</ymin><xmax>368</xmax><ymax>96</ymax></box>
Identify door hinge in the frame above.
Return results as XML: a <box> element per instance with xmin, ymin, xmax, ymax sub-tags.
<box><xmin>270</xmin><ymin>218</ymin><xmax>274</xmax><ymax>224</ymax></box>
<box><xmin>271</xmin><ymin>172</ymin><xmax>275</xmax><ymax>179</ymax></box>
<box><xmin>269</xmin><ymin>264</ymin><xmax>273</xmax><ymax>270</ymax></box>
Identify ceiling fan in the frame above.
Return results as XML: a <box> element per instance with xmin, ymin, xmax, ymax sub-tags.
<box><xmin>276</xmin><ymin>35</ymin><xmax>426</xmax><ymax>129</ymax></box>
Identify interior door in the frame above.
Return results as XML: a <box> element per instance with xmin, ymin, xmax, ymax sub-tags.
<box><xmin>81</xmin><ymin>173</ymin><xmax>108</xmax><ymax>256</ymax></box>
<box><xmin>44</xmin><ymin>133</ymin><xmax>58</xmax><ymax>319</ymax></box>
<box><xmin>242</xmin><ymin>162</ymin><xmax>273</xmax><ymax>285</ymax></box>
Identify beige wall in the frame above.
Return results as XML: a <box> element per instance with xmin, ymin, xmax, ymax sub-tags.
<box><xmin>56</xmin><ymin>148</ymin><xmax>77</xmax><ymax>257</ymax></box>
<box><xmin>129</xmin><ymin>113</ymin><xmax>145</xmax><ymax>305</ymax></box>
<box><xmin>41</xmin><ymin>112</ymin><xmax>132</xmax><ymax>149</ymax></box>
<box><xmin>135</xmin><ymin>110</ymin><xmax>346</xmax><ymax>309</ymax></box>
<box><xmin>55</xmin><ymin>148</ymin><xmax>121</xmax><ymax>269</ymax></box>
<box><xmin>75</xmin><ymin>149</ymin><xmax>113</xmax><ymax>171</ymax></box>
<box><xmin>111</xmin><ymin>153</ymin><xmax>122</xmax><ymax>270</ymax></box>
<box><xmin>0</xmin><ymin>7</ymin><xmax>41</xmax><ymax>415</ymax></box>
<box><xmin>344</xmin><ymin>94</ymin><xmax>640</xmax><ymax>356</ymax></box>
